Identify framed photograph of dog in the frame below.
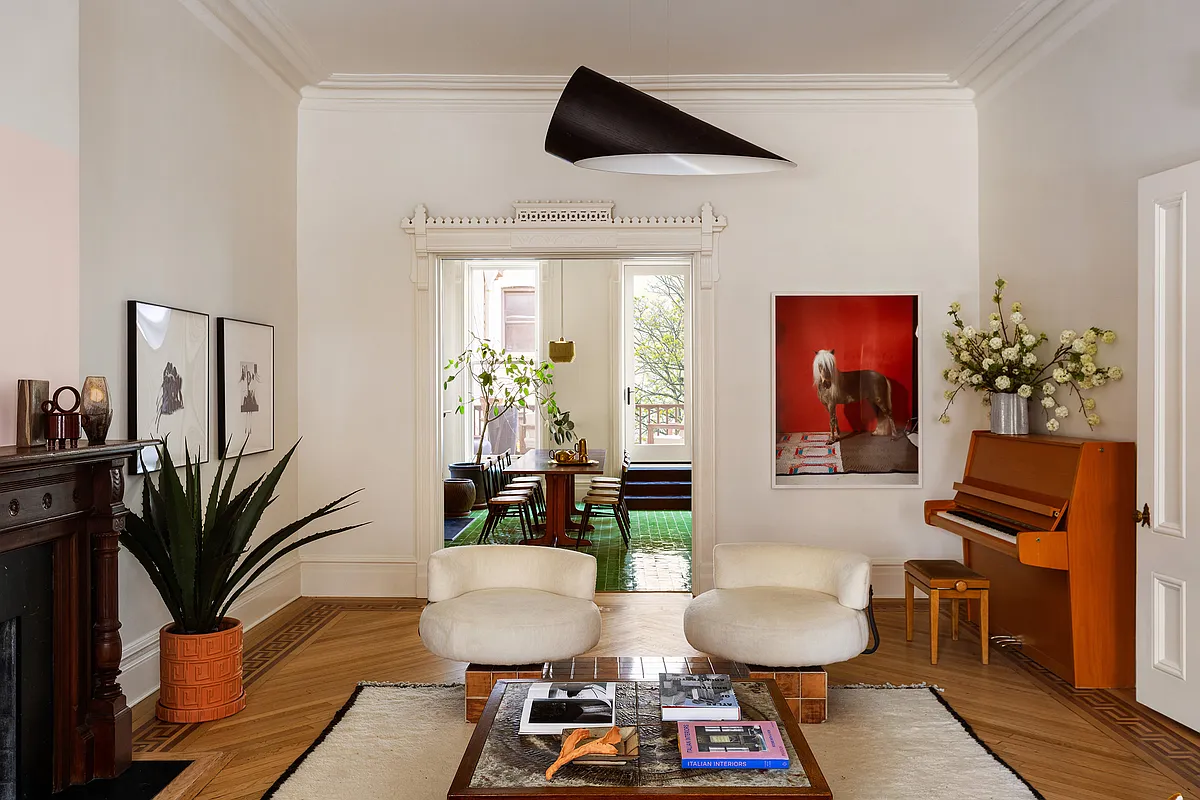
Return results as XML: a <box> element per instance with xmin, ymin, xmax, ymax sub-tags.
<box><xmin>772</xmin><ymin>293</ymin><xmax>921</xmax><ymax>488</ymax></box>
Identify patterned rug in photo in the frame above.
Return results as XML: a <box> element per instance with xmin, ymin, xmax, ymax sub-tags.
<box><xmin>776</xmin><ymin>432</ymin><xmax>843</xmax><ymax>475</ymax></box>
<box><xmin>264</xmin><ymin>683</ymin><xmax>1042</xmax><ymax>800</ymax></box>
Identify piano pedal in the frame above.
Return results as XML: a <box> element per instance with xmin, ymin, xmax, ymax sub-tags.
<box><xmin>990</xmin><ymin>635</ymin><xmax>1023</xmax><ymax>649</ymax></box>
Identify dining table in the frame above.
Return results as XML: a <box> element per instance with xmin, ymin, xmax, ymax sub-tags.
<box><xmin>504</xmin><ymin>448</ymin><xmax>605</xmax><ymax>547</ymax></box>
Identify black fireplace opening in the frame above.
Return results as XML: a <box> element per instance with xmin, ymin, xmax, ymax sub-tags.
<box><xmin>1</xmin><ymin>617</ymin><xmax>15</xmax><ymax>800</ymax></box>
<box><xmin>0</xmin><ymin>544</ymin><xmax>54</xmax><ymax>800</ymax></box>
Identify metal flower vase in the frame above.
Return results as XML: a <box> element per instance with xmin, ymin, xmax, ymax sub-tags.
<box><xmin>990</xmin><ymin>393</ymin><xmax>1029</xmax><ymax>435</ymax></box>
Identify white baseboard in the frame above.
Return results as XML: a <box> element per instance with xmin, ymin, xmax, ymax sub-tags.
<box><xmin>869</xmin><ymin>561</ymin><xmax>906</xmax><ymax>599</ymax></box>
<box><xmin>119</xmin><ymin>557</ymin><xmax>303</xmax><ymax>705</ymax></box>
<box><xmin>300</xmin><ymin>555</ymin><xmax>418</xmax><ymax>597</ymax></box>
<box><xmin>119</xmin><ymin>630</ymin><xmax>163</xmax><ymax>708</ymax></box>
<box><xmin>690</xmin><ymin>560</ymin><xmax>907</xmax><ymax>599</ymax></box>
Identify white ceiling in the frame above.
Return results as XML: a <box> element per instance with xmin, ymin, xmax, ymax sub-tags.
<box><xmin>262</xmin><ymin>0</ymin><xmax>1033</xmax><ymax>80</ymax></box>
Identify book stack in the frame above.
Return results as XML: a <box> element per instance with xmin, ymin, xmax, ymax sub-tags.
<box><xmin>677</xmin><ymin>720</ymin><xmax>790</xmax><ymax>769</ymax></box>
<box><xmin>518</xmin><ymin>682</ymin><xmax>616</xmax><ymax>735</ymax></box>
<box><xmin>659</xmin><ymin>673</ymin><xmax>790</xmax><ymax>771</ymax></box>
<box><xmin>659</xmin><ymin>673</ymin><xmax>739</xmax><ymax>721</ymax></box>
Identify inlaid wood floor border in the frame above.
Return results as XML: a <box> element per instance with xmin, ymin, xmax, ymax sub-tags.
<box><xmin>132</xmin><ymin>599</ymin><xmax>425</xmax><ymax>753</ymax></box>
<box><xmin>1003</xmin><ymin>646</ymin><xmax>1200</xmax><ymax>792</ymax></box>
<box><xmin>944</xmin><ymin>613</ymin><xmax>1200</xmax><ymax>794</ymax></box>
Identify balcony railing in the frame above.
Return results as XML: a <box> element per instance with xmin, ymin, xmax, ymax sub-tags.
<box><xmin>635</xmin><ymin>403</ymin><xmax>685</xmax><ymax>445</ymax></box>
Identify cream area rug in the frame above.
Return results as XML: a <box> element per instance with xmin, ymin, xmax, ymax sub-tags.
<box><xmin>263</xmin><ymin>683</ymin><xmax>1043</xmax><ymax>800</ymax></box>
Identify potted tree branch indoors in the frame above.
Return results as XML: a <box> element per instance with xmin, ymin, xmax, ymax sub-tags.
<box><xmin>121</xmin><ymin>440</ymin><xmax>366</xmax><ymax>723</ymax></box>
<box><xmin>443</xmin><ymin>337</ymin><xmax>565</xmax><ymax>504</ymax></box>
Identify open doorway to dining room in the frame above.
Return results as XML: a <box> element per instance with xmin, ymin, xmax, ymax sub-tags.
<box><xmin>439</xmin><ymin>257</ymin><xmax>692</xmax><ymax>593</ymax></box>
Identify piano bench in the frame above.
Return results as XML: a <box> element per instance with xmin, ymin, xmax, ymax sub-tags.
<box><xmin>903</xmin><ymin>560</ymin><xmax>990</xmax><ymax>666</ymax></box>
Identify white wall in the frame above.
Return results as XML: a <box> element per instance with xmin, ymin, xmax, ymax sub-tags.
<box><xmin>80</xmin><ymin>0</ymin><xmax>299</xmax><ymax>702</ymax></box>
<box><xmin>0</xmin><ymin>0</ymin><xmax>79</xmax><ymax>445</ymax></box>
<box><xmin>979</xmin><ymin>0</ymin><xmax>1200</xmax><ymax>441</ymax></box>
<box><xmin>297</xmin><ymin>101</ymin><xmax>979</xmax><ymax>597</ymax></box>
<box><xmin>549</xmin><ymin>260</ymin><xmax>618</xmax><ymax>489</ymax></box>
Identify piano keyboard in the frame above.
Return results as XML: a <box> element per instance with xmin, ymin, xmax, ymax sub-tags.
<box><xmin>935</xmin><ymin>510</ymin><xmax>1018</xmax><ymax>545</ymax></box>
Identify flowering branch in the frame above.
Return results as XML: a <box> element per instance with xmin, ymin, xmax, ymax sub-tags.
<box><xmin>938</xmin><ymin>277</ymin><xmax>1122</xmax><ymax>433</ymax></box>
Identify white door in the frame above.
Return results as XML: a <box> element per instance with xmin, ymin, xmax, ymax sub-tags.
<box><xmin>1136</xmin><ymin>160</ymin><xmax>1200</xmax><ymax>729</ymax></box>
<box><xmin>623</xmin><ymin>262</ymin><xmax>692</xmax><ymax>463</ymax></box>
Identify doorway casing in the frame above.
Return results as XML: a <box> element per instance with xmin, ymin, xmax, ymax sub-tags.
<box><xmin>403</xmin><ymin>200</ymin><xmax>725</xmax><ymax>597</ymax></box>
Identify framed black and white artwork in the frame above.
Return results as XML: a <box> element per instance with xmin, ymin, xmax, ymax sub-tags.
<box><xmin>217</xmin><ymin>318</ymin><xmax>274</xmax><ymax>457</ymax></box>
<box><xmin>127</xmin><ymin>300</ymin><xmax>210</xmax><ymax>473</ymax></box>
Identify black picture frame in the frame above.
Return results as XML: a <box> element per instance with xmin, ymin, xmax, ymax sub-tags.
<box><xmin>127</xmin><ymin>300</ymin><xmax>211</xmax><ymax>474</ymax></box>
<box><xmin>217</xmin><ymin>317</ymin><xmax>275</xmax><ymax>457</ymax></box>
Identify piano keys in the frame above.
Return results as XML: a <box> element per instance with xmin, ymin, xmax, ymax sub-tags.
<box><xmin>924</xmin><ymin>431</ymin><xmax>1136</xmax><ymax>688</ymax></box>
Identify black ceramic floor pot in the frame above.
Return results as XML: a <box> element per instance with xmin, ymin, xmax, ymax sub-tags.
<box><xmin>448</xmin><ymin>462</ymin><xmax>487</xmax><ymax>510</ymax></box>
<box><xmin>443</xmin><ymin>478</ymin><xmax>476</xmax><ymax>518</ymax></box>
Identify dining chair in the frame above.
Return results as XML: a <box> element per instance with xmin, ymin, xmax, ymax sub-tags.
<box><xmin>578</xmin><ymin>490</ymin><xmax>630</xmax><ymax>548</ymax></box>
<box><xmin>477</xmin><ymin>494</ymin><xmax>534</xmax><ymax>544</ymax></box>
<box><xmin>577</xmin><ymin>460</ymin><xmax>631</xmax><ymax>548</ymax></box>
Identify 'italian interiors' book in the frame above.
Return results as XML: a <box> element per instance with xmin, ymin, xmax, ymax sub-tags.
<box><xmin>677</xmin><ymin>721</ymin><xmax>790</xmax><ymax>770</ymax></box>
<box><xmin>658</xmin><ymin>673</ymin><xmax>739</xmax><ymax>721</ymax></box>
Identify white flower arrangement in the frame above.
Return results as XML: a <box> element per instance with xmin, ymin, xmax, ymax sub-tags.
<box><xmin>938</xmin><ymin>276</ymin><xmax>1123</xmax><ymax>431</ymax></box>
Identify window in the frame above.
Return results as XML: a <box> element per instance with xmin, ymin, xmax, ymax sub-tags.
<box><xmin>502</xmin><ymin>287</ymin><xmax>536</xmax><ymax>353</ymax></box>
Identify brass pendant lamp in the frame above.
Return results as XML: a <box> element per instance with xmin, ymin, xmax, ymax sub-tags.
<box><xmin>549</xmin><ymin>265</ymin><xmax>575</xmax><ymax>363</ymax></box>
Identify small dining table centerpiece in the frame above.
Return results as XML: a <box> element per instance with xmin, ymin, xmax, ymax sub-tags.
<box><xmin>938</xmin><ymin>277</ymin><xmax>1124</xmax><ymax>435</ymax></box>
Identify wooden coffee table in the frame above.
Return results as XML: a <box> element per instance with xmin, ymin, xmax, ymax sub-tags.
<box><xmin>448</xmin><ymin>678</ymin><xmax>832</xmax><ymax>799</ymax></box>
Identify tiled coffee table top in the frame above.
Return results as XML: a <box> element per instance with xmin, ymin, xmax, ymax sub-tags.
<box><xmin>543</xmin><ymin>656</ymin><xmax>751</xmax><ymax>681</ymax></box>
<box><xmin>462</xmin><ymin>681</ymin><xmax>821</xmax><ymax>792</ymax></box>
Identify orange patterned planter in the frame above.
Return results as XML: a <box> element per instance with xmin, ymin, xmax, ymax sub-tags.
<box><xmin>156</xmin><ymin>617</ymin><xmax>247</xmax><ymax>723</ymax></box>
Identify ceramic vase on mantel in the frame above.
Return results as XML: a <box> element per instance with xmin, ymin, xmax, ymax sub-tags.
<box><xmin>990</xmin><ymin>393</ymin><xmax>1029</xmax><ymax>435</ymax></box>
<box><xmin>81</xmin><ymin>376</ymin><xmax>113</xmax><ymax>445</ymax></box>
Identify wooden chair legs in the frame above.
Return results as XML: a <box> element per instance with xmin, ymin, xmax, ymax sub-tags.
<box><xmin>903</xmin><ymin>560</ymin><xmax>991</xmax><ymax>666</ymax></box>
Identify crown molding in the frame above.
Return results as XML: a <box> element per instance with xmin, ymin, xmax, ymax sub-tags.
<box><xmin>175</xmin><ymin>0</ymin><xmax>306</xmax><ymax>97</ymax></box>
<box><xmin>960</xmin><ymin>0</ymin><xmax>1119</xmax><ymax>103</ymax></box>
<box><xmin>229</xmin><ymin>0</ymin><xmax>326</xmax><ymax>84</ymax></box>
<box><xmin>301</xmin><ymin>73</ymin><xmax>975</xmax><ymax>112</ymax></box>
<box><xmin>178</xmin><ymin>0</ymin><xmax>1115</xmax><ymax>110</ymax></box>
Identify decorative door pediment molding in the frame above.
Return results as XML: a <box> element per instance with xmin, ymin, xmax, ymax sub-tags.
<box><xmin>402</xmin><ymin>201</ymin><xmax>726</xmax><ymax>290</ymax></box>
<box><xmin>401</xmin><ymin>200</ymin><xmax>725</xmax><ymax>597</ymax></box>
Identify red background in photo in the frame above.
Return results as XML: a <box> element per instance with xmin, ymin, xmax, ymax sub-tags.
<box><xmin>775</xmin><ymin>295</ymin><xmax>918</xmax><ymax>434</ymax></box>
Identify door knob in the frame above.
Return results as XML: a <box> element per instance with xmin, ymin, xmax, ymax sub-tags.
<box><xmin>1133</xmin><ymin>503</ymin><xmax>1151</xmax><ymax>527</ymax></box>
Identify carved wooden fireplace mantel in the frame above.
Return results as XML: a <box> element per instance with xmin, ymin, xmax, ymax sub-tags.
<box><xmin>0</xmin><ymin>441</ymin><xmax>143</xmax><ymax>794</ymax></box>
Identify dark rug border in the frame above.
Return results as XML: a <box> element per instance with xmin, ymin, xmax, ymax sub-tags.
<box><xmin>927</xmin><ymin>687</ymin><xmax>1047</xmax><ymax>800</ymax></box>
<box><xmin>262</xmin><ymin>684</ymin><xmax>1045</xmax><ymax>799</ymax></box>
<box><xmin>261</xmin><ymin>684</ymin><xmax>367</xmax><ymax>799</ymax></box>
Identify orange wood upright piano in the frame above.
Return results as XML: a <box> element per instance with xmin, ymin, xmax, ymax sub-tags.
<box><xmin>924</xmin><ymin>431</ymin><xmax>1136</xmax><ymax>688</ymax></box>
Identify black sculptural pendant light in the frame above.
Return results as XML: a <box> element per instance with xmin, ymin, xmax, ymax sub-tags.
<box><xmin>545</xmin><ymin>66</ymin><xmax>795</xmax><ymax>176</ymax></box>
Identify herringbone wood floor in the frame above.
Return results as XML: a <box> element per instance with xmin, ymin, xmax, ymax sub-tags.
<box><xmin>132</xmin><ymin>594</ymin><xmax>1198</xmax><ymax>800</ymax></box>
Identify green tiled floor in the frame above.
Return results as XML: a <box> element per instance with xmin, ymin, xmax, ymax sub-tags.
<box><xmin>446</xmin><ymin>508</ymin><xmax>691</xmax><ymax>592</ymax></box>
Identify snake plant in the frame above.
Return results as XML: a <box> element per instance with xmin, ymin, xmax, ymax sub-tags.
<box><xmin>120</xmin><ymin>440</ymin><xmax>366</xmax><ymax>634</ymax></box>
